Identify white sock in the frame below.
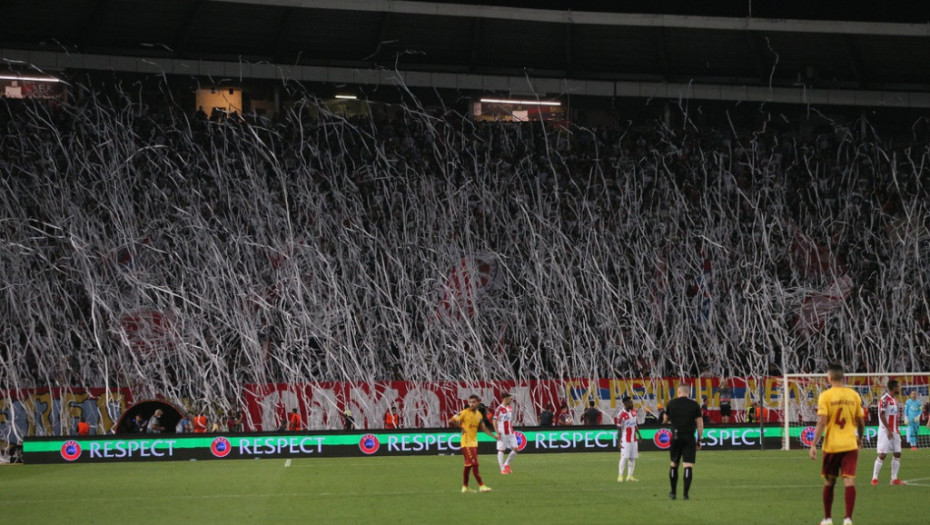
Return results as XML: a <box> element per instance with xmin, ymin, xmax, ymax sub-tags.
<box><xmin>498</xmin><ymin>451</ymin><xmax>505</xmax><ymax>470</ymax></box>
<box><xmin>627</xmin><ymin>459</ymin><xmax>636</xmax><ymax>477</ymax></box>
<box><xmin>619</xmin><ymin>457</ymin><xmax>628</xmax><ymax>476</ymax></box>
<box><xmin>506</xmin><ymin>450</ymin><xmax>516</xmax><ymax>467</ymax></box>
<box><xmin>872</xmin><ymin>457</ymin><xmax>884</xmax><ymax>480</ymax></box>
<box><xmin>891</xmin><ymin>457</ymin><xmax>900</xmax><ymax>480</ymax></box>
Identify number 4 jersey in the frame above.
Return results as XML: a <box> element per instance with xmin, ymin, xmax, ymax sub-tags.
<box><xmin>817</xmin><ymin>386</ymin><xmax>864</xmax><ymax>453</ymax></box>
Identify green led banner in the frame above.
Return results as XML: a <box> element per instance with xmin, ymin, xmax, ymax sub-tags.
<box><xmin>23</xmin><ymin>424</ymin><xmax>803</xmax><ymax>464</ymax></box>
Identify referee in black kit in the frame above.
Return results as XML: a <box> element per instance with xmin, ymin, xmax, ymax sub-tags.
<box><xmin>662</xmin><ymin>384</ymin><xmax>704</xmax><ymax>500</ymax></box>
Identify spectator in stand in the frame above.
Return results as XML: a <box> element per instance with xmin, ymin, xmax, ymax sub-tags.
<box><xmin>76</xmin><ymin>417</ymin><xmax>90</xmax><ymax>436</ymax></box>
<box><xmin>643</xmin><ymin>401</ymin><xmax>662</xmax><ymax>424</ymax></box>
<box><xmin>384</xmin><ymin>406</ymin><xmax>400</xmax><ymax>429</ymax></box>
<box><xmin>192</xmin><ymin>410</ymin><xmax>208</xmax><ymax>433</ymax></box>
<box><xmin>538</xmin><ymin>404</ymin><xmax>554</xmax><ymax>427</ymax></box>
<box><xmin>656</xmin><ymin>401</ymin><xmax>667</xmax><ymax>424</ymax></box>
<box><xmin>342</xmin><ymin>409</ymin><xmax>356</xmax><ymax>430</ymax></box>
<box><xmin>581</xmin><ymin>400</ymin><xmax>602</xmax><ymax>426</ymax></box>
<box><xmin>287</xmin><ymin>408</ymin><xmax>303</xmax><ymax>432</ymax></box>
<box><xmin>555</xmin><ymin>403</ymin><xmax>573</xmax><ymax>426</ymax></box>
<box><xmin>718</xmin><ymin>382</ymin><xmax>732</xmax><ymax>423</ymax></box>
<box><xmin>226</xmin><ymin>410</ymin><xmax>243</xmax><ymax>433</ymax></box>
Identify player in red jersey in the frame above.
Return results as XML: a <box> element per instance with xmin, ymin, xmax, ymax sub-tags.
<box><xmin>493</xmin><ymin>393</ymin><xmax>518</xmax><ymax>474</ymax></box>
<box><xmin>615</xmin><ymin>396</ymin><xmax>642</xmax><ymax>482</ymax></box>
<box><xmin>871</xmin><ymin>379</ymin><xmax>905</xmax><ymax>486</ymax></box>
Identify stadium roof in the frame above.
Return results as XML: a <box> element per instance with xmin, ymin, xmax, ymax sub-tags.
<box><xmin>2</xmin><ymin>0</ymin><xmax>930</xmax><ymax>107</ymax></box>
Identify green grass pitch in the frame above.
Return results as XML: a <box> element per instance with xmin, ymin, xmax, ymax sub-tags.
<box><xmin>3</xmin><ymin>449</ymin><xmax>929</xmax><ymax>524</ymax></box>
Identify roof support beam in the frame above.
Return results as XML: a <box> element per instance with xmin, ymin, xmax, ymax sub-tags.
<box><xmin>218</xmin><ymin>0</ymin><xmax>930</xmax><ymax>37</ymax></box>
<box><xmin>6</xmin><ymin>48</ymin><xmax>930</xmax><ymax>108</ymax></box>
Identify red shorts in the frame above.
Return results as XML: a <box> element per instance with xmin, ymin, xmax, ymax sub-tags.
<box><xmin>462</xmin><ymin>446</ymin><xmax>479</xmax><ymax>467</ymax></box>
<box><xmin>821</xmin><ymin>449</ymin><xmax>858</xmax><ymax>479</ymax></box>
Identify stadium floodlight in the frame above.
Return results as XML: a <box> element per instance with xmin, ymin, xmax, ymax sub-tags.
<box><xmin>0</xmin><ymin>74</ymin><xmax>61</xmax><ymax>82</ymax></box>
<box><xmin>335</xmin><ymin>94</ymin><xmax>357</xmax><ymax>100</ymax></box>
<box><xmin>479</xmin><ymin>98</ymin><xmax>561</xmax><ymax>106</ymax></box>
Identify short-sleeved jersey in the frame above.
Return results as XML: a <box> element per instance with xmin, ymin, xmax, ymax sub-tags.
<box><xmin>454</xmin><ymin>408</ymin><xmax>485</xmax><ymax>448</ymax></box>
<box><xmin>816</xmin><ymin>386</ymin><xmax>864</xmax><ymax>453</ymax></box>
<box><xmin>666</xmin><ymin>397</ymin><xmax>702</xmax><ymax>437</ymax></box>
<box><xmin>614</xmin><ymin>408</ymin><xmax>638</xmax><ymax>443</ymax></box>
<box><xmin>495</xmin><ymin>404</ymin><xmax>514</xmax><ymax>436</ymax></box>
<box><xmin>878</xmin><ymin>393</ymin><xmax>899</xmax><ymax>434</ymax></box>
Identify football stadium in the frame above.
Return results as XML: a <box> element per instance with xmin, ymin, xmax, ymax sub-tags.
<box><xmin>2</xmin><ymin>1</ymin><xmax>930</xmax><ymax>523</ymax></box>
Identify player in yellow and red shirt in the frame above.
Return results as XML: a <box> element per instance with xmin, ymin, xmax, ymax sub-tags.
<box><xmin>808</xmin><ymin>364</ymin><xmax>865</xmax><ymax>525</ymax></box>
<box><xmin>449</xmin><ymin>394</ymin><xmax>499</xmax><ymax>493</ymax></box>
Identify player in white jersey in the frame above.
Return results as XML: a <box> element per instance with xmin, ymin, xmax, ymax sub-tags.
<box><xmin>871</xmin><ymin>379</ymin><xmax>905</xmax><ymax>485</ymax></box>
<box><xmin>493</xmin><ymin>393</ymin><xmax>518</xmax><ymax>474</ymax></box>
<box><xmin>615</xmin><ymin>396</ymin><xmax>642</xmax><ymax>482</ymax></box>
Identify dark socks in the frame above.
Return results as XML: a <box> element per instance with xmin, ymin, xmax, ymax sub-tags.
<box><xmin>473</xmin><ymin>464</ymin><xmax>483</xmax><ymax>486</ymax></box>
<box><xmin>822</xmin><ymin>485</ymin><xmax>834</xmax><ymax>518</ymax></box>
<box><xmin>683</xmin><ymin>467</ymin><xmax>693</xmax><ymax>497</ymax></box>
<box><xmin>844</xmin><ymin>485</ymin><xmax>855</xmax><ymax>519</ymax></box>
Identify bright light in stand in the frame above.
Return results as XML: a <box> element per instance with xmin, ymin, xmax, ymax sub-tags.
<box><xmin>0</xmin><ymin>75</ymin><xmax>61</xmax><ymax>83</ymax></box>
<box><xmin>480</xmin><ymin>98</ymin><xmax>561</xmax><ymax>106</ymax></box>
<box><xmin>335</xmin><ymin>95</ymin><xmax>357</xmax><ymax>100</ymax></box>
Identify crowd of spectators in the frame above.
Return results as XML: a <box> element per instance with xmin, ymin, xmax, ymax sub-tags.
<box><xmin>1</xmin><ymin>84</ymin><xmax>929</xmax><ymax>415</ymax></box>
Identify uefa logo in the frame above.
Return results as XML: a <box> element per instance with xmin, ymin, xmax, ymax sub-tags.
<box><xmin>653</xmin><ymin>429</ymin><xmax>673</xmax><ymax>449</ymax></box>
<box><xmin>359</xmin><ymin>434</ymin><xmax>381</xmax><ymax>455</ymax></box>
<box><xmin>210</xmin><ymin>436</ymin><xmax>233</xmax><ymax>458</ymax></box>
<box><xmin>514</xmin><ymin>431</ymin><xmax>528</xmax><ymax>452</ymax></box>
<box><xmin>800</xmin><ymin>426</ymin><xmax>818</xmax><ymax>447</ymax></box>
<box><xmin>60</xmin><ymin>440</ymin><xmax>82</xmax><ymax>461</ymax></box>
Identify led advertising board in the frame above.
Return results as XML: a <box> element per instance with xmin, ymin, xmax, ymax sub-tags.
<box><xmin>23</xmin><ymin>425</ymin><xmax>798</xmax><ymax>464</ymax></box>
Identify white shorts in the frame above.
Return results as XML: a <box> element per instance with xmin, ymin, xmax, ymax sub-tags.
<box><xmin>497</xmin><ymin>434</ymin><xmax>519</xmax><ymax>451</ymax></box>
<box><xmin>876</xmin><ymin>430</ymin><xmax>902</xmax><ymax>454</ymax></box>
<box><xmin>619</xmin><ymin>440</ymin><xmax>639</xmax><ymax>459</ymax></box>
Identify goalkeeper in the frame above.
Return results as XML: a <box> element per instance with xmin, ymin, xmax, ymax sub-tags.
<box><xmin>903</xmin><ymin>391</ymin><xmax>923</xmax><ymax>450</ymax></box>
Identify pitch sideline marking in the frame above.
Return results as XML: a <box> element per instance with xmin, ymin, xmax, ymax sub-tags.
<box><xmin>904</xmin><ymin>477</ymin><xmax>930</xmax><ymax>487</ymax></box>
<box><xmin>284</xmin><ymin>459</ymin><xmax>291</xmax><ymax>468</ymax></box>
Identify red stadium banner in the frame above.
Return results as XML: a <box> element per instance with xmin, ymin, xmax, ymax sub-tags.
<box><xmin>241</xmin><ymin>377</ymin><xmax>782</xmax><ymax>431</ymax></box>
